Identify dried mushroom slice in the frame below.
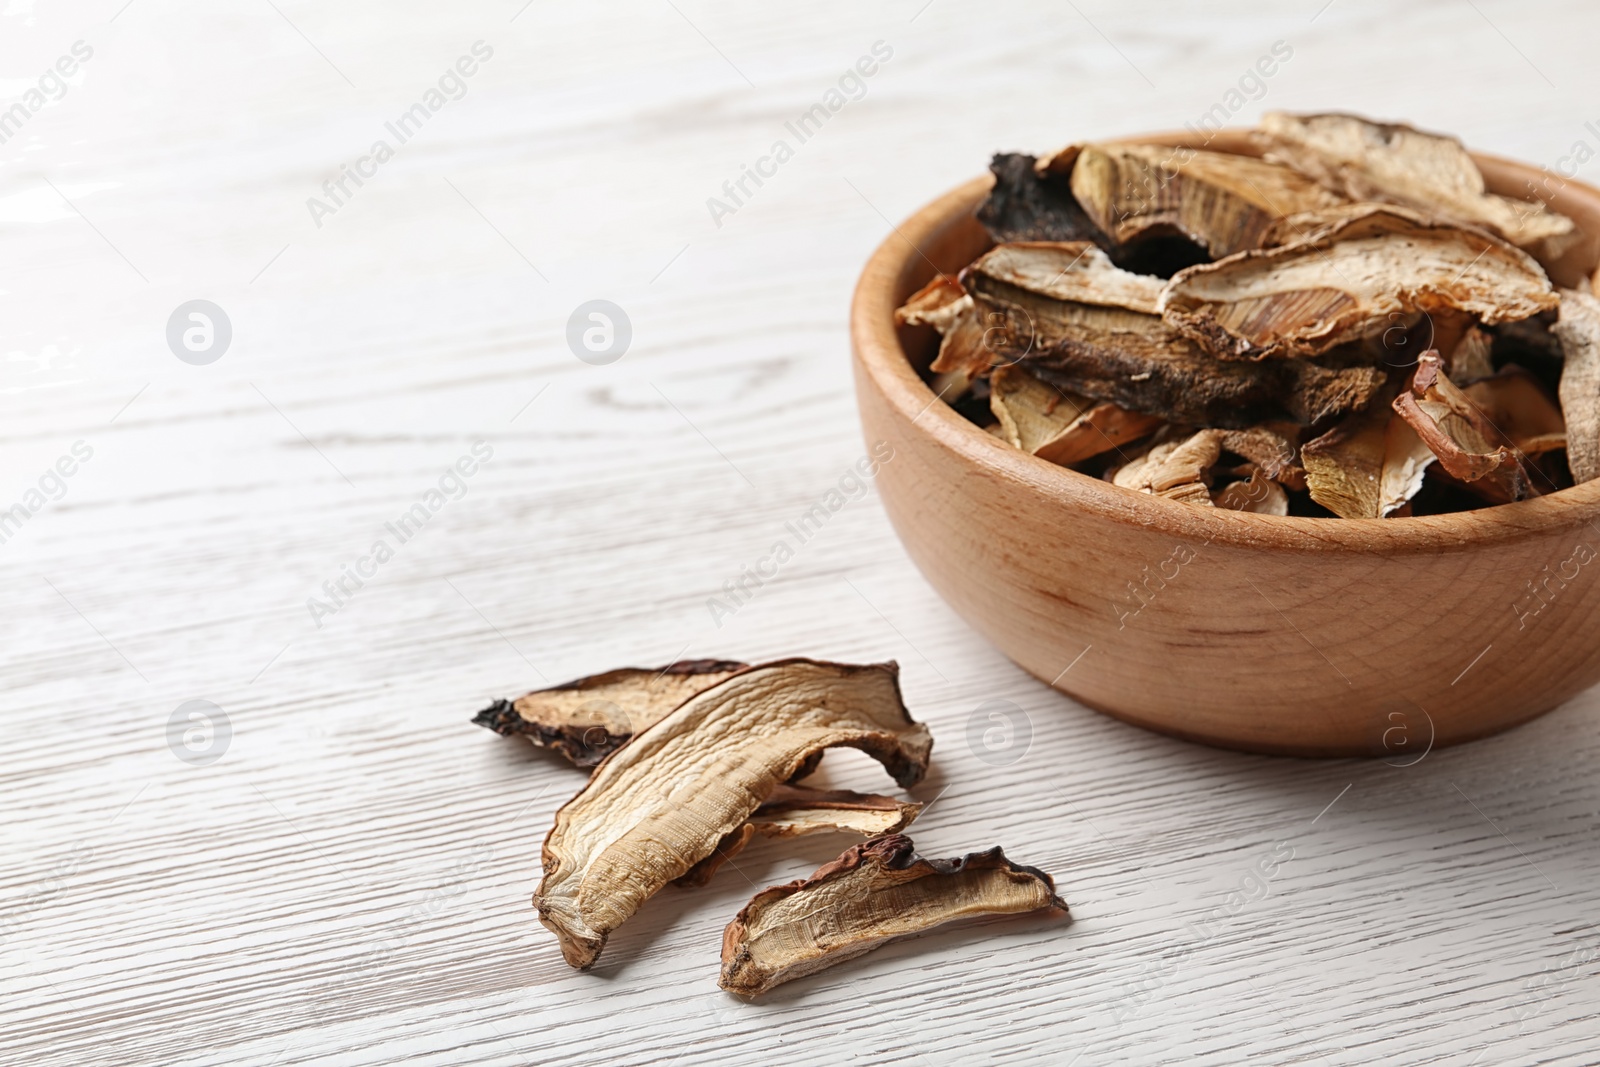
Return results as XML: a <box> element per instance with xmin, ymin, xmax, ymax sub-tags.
<box><xmin>1255</xmin><ymin>112</ymin><xmax>1579</xmax><ymax>262</ymax></box>
<box><xmin>989</xmin><ymin>365</ymin><xmax>1160</xmax><ymax>466</ymax></box>
<box><xmin>1160</xmin><ymin>206</ymin><xmax>1558</xmax><ymax>361</ymax></box>
<box><xmin>1069</xmin><ymin>143</ymin><xmax>1345</xmax><ymax>258</ymax></box>
<box><xmin>967</xmin><ymin>273</ymin><xmax>1386</xmax><ymax>428</ymax></box>
<box><xmin>677</xmin><ymin>785</ymin><xmax>925</xmax><ymax>888</ymax></box>
<box><xmin>1112</xmin><ymin>429</ymin><xmax>1222</xmax><ymax>504</ymax></box>
<box><xmin>975</xmin><ymin>152</ymin><xmax>1110</xmax><ymax>247</ymax></box>
<box><xmin>1301</xmin><ymin>398</ymin><xmax>1434</xmax><ymax>518</ymax></box>
<box><xmin>1218</xmin><ymin>426</ymin><xmax>1305</xmax><ymax>490</ymax></box>
<box><xmin>472</xmin><ymin>659</ymin><xmax>748</xmax><ymax>768</ymax></box>
<box><xmin>896</xmin><ymin>275</ymin><xmax>993</xmax><ymax>382</ymax></box>
<box><xmin>535</xmin><ymin>659</ymin><xmax>932</xmax><ymax>969</ymax></box>
<box><xmin>966</xmin><ymin>242</ymin><xmax>1165</xmax><ymax>314</ymax></box>
<box><xmin>1213</xmin><ymin>470</ymin><xmax>1289</xmax><ymax>514</ymax></box>
<box><xmin>1392</xmin><ymin>353</ymin><xmax>1532</xmax><ymax>503</ymax></box>
<box><xmin>718</xmin><ymin>834</ymin><xmax>1067</xmax><ymax>996</ymax></box>
<box><xmin>1553</xmin><ymin>288</ymin><xmax>1600</xmax><ymax>483</ymax></box>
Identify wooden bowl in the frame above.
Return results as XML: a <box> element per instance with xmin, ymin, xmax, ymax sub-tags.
<box><xmin>851</xmin><ymin>129</ymin><xmax>1600</xmax><ymax>757</ymax></box>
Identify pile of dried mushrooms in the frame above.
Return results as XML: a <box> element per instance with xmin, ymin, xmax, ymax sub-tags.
<box><xmin>901</xmin><ymin>112</ymin><xmax>1600</xmax><ymax>518</ymax></box>
<box><xmin>474</xmin><ymin>657</ymin><xmax>1067</xmax><ymax>993</ymax></box>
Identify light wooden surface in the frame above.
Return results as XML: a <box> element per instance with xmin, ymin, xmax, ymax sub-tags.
<box><xmin>4</xmin><ymin>2</ymin><xmax>1600</xmax><ymax>1064</ymax></box>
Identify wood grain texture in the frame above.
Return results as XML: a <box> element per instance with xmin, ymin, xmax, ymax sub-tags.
<box><xmin>3</xmin><ymin>1</ymin><xmax>1600</xmax><ymax>1064</ymax></box>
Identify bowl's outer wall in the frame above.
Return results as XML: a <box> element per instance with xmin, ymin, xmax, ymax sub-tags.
<box><xmin>852</xmin><ymin>131</ymin><xmax>1600</xmax><ymax>756</ymax></box>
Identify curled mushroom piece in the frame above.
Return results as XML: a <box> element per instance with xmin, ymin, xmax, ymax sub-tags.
<box><xmin>1254</xmin><ymin>111</ymin><xmax>1580</xmax><ymax>263</ymax></box>
<box><xmin>677</xmin><ymin>785</ymin><xmax>924</xmax><ymax>888</ymax></box>
<box><xmin>1160</xmin><ymin>206</ymin><xmax>1558</xmax><ymax>361</ymax></box>
<box><xmin>1553</xmin><ymin>288</ymin><xmax>1600</xmax><ymax>483</ymax></box>
<box><xmin>1069</xmin><ymin>143</ymin><xmax>1345</xmax><ymax>258</ymax></box>
<box><xmin>896</xmin><ymin>274</ymin><xmax>991</xmax><ymax>384</ymax></box>
<box><xmin>472</xmin><ymin>659</ymin><xmax>748</xmax><ymax>767</ymax></box>
<box><xmin>535</xmin><ymin>659</ymin><xmax>932</xmax><ymax>969</ymax></box>
<box><xmin>718</xmin><ymin>834</ymin><xmax>1068</xmax><ymax>996</ymax></box>
<box><xmin>1392</xmin><ymin>353</ymin><xmax>1533</xmax><ymax>504</ymax></box>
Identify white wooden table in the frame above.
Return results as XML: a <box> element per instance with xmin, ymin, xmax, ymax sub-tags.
<box><xmin>5</xmin><ymin>2</ymin><xmax>1600</xmax><ymax>1063</ymax></box>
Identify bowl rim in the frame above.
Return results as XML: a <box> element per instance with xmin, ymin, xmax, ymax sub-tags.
<box><xmin>851</xmin><ymin>128</ymin><xmax>1600</xmax><ymax>556</ymax></box>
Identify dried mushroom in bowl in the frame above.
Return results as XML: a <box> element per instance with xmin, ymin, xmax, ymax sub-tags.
<box><xmin>904</xmin><ymin>112</ymin><xmax>1599</xmax><ymax>518</ymax></box>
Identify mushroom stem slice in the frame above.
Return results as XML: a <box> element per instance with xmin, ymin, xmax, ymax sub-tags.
<box><xmin>1159</xmin><ymin>206</ymin><xmax>1558</xmax><ymax>361</ymax></box>
<box><xmin>718</xmin><ymin>834</ymin><xmax>1068</xmax><ymax>996</ymax></box>
<box><xmin>676</xmin><ymin>786</ymin><xmax>925</xmax><ymax>888</ymax></box>
<box><xmin>1553</xmin><ymin>288</ymin><xmax>1600</xmax><ymax>483</ymax></box>
<box><xmin>535</xmin><ymin>659</ymin><xmax>932</xmax><ymax>969</ymax></box>
<box><xmin>472</xmin><ymin>659</ymin><xmax>749</xmax><ymax>768</ymax></box>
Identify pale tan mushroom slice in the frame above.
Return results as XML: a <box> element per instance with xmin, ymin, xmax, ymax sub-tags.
<box><xmin>966</xmin><ymin>273</ymin><xmax>1387</xmax><ymax>428</ymax></box>
<box><xmin>989</xmin><ymin>365</ymin><xmax>1161</xmax><ymax>467</ymax></box>
<box><xmin>472</xmin><ymin>659</ymin><xmax>748</xmax><ymax>768</ymax></box>
<box><xmin>1111</xmin><ymin>429</ymin><xmax>1222</xmax><ymax>506</ymax></box>
<box><xmin>1553</xmin><ymin>288</ymin><xmax>1600</xmax><ymax>483</ymax></box>
<box><xmin>718</xmin><ymin>834</ymin><xmax>1067</xmax><ymax>996</ymax></box>
<box><xmin>1392</xmin><ymin>353</ymin><xmax>1532</xmax><ymax>503</ymax></box>
<box><xmin>1160</xmin><ymin>206</ymin><xmax>1558</xmax><ymax>361</ymax></box>
<box><xmin>1069</xmin><ymin>143</ymin><xmax>1346</xmax><ymax>258</ymax></box>
<box><xmin>1301</xmin><ymin>396</ymin><xmax>1437</xmax><ymax>519</ymax></box>
<box><xmin>677</xmin><ymin>785</ymin><xmax>924</xmax><ymax>888</ymax></box>
<box><xmin>1255</xmin><ymin>111</ymin><xmax>1579</xmax><ymax>263</ymax></box>
<box><xmin>535</xmin><ymin>659</ymin><xmax>932</xmax><ymax>969</ymax></box>
<box><xmin>896</xmin><ymin>274</ymin><xmax>993</xmax><ymax>382</ymax></box>
<box><xmin>966</xmin><ymin>241</ymin><xmax>1165</xmax><ymax>314</ymax></box>
<box><xmin>1213</xmin><ymin>470</ymin><xmax>1289</xmax><ymax>515</ymax></box>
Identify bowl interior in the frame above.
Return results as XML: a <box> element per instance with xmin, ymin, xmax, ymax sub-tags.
<box><xmin>870</xmin><ymin>128</ymin><xmax>1600</xmax><ymax>551</ymax></box>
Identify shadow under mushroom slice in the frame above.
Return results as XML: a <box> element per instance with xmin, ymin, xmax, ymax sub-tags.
<box><xmin>471</xmin><ymin>658</ymin><xmax>749</xmax><ymax>768</ymax></box>
<box><xmin>719</xmin><ymin>834</ymin><xmax>1067</xmax><ymax>996</ymax></box>
<box><xmin>534</xmin><ymin>659</ymin><xmax>932</xmax><ymax>969</ymax></box>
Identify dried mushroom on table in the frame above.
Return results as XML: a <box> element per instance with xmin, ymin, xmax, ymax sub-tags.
<box><xmin>719</xmin><ymin>834</ymin><xmax>1068</xmax><ymax>996</ymax></box>
<box><xmin>533</xmin><ymin>658</ymin><xmax>933</xmax><ymax>968</ymax></box>
<box><xmin>902</xmin><ymin>112</ymin><xmax>1596</xmax><ymax>517</ymax></box>
<box><xmin>475</xmin><ymin>656</ymin><xmax>1069</xmax><ymax>990</ymax></box>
